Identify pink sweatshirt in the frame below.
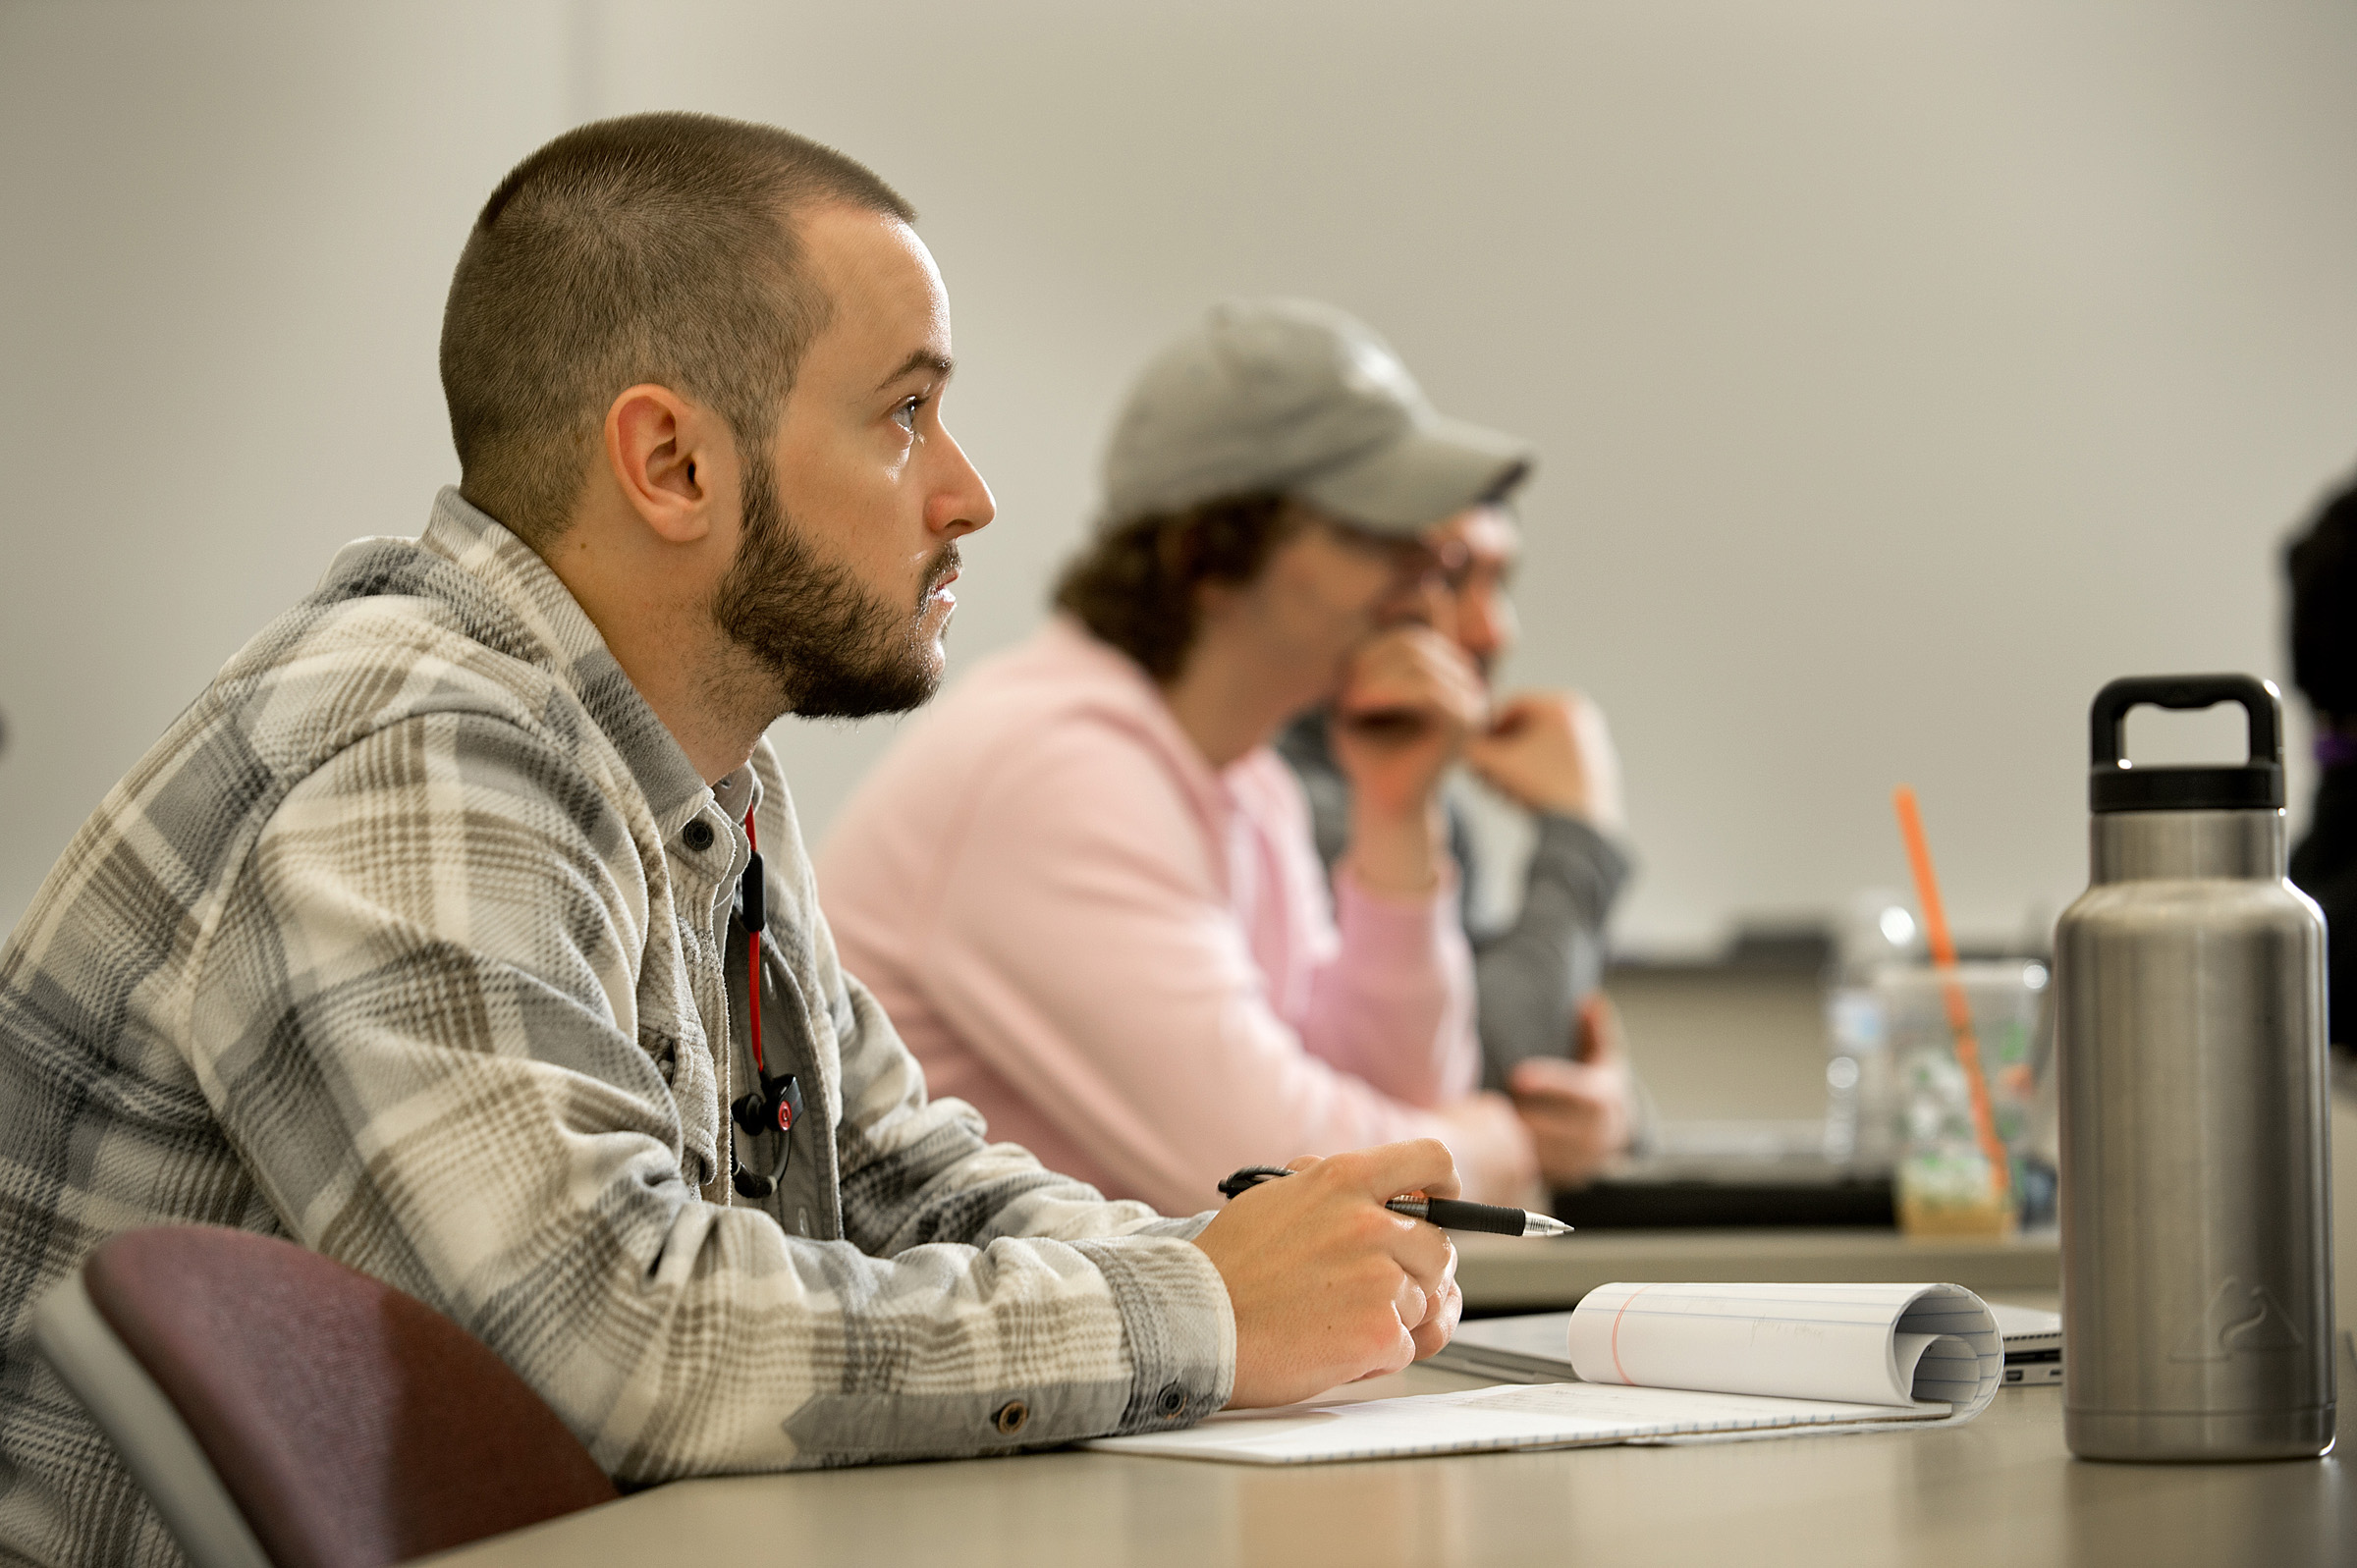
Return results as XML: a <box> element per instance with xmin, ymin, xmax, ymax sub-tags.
<box><xmin>815</xmin><ymin>617</ymin><xmax>1480</xmax><ymax>1217</ymax></box>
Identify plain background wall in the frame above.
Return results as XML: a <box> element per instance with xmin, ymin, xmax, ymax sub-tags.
<box><xmin>4</xmin><ymin>0</ymin><xmax>2356</xmax><ymax>953</ymax></box>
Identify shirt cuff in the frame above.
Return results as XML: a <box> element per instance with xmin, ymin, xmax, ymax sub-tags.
<box><xmin>1066</xmin><ymin>1233</ymin><xmax>1235</xmax><ymax>1431</ymax></box>
<box><xmin>1129</xmin><ymin>1210</ymin><xmax>1218</xmax><ymax>1242</ymax></box>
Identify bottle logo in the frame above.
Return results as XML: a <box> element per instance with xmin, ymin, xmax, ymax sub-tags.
<box><xmin>2170</xmin><ymin>1277</ymin><xmax>2305</xmax><ymax>1361</ymax></box>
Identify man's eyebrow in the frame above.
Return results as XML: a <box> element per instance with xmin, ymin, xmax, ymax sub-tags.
<box><xmin>875</xmin><ymin>349</ymin><xmax>954</xmax><ymax>392</ymax></box>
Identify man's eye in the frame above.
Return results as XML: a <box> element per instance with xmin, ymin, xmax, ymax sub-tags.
<box><xmin>892</xmin><ymin>396</ymin><xmax>925</xmax><ymax>433</ymax></box>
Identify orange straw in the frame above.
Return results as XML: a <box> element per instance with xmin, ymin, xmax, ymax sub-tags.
<box><xmin>1891</xmin><ymin>785</ymin><xmax>2010</xmax><ymax>1202</ymax></box>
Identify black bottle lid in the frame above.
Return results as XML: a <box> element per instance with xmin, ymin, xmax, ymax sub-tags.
<box><xmin>2087</xmin><ymin>674</ymin><xmax>2284</xmax><ymax>813</ymax></box>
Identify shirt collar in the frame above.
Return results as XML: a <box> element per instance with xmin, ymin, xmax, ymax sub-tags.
<box><xmin>710</xmin><ymin>763</ymin><xmax>762</xmax><ymax>826</ymax></box>
<box><xmin>403</xmin><ymin>486</ymin><xmax>719</xmax><ymax>836</ymax></box>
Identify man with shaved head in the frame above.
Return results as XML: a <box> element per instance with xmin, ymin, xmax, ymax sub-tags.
<box><xmin>0</xmin><ymin>115</ymin><xmax>1463</xmax><ymax>1567</ymax></box>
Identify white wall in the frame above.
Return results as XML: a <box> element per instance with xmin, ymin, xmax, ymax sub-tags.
<box><xmin>5</xmin><ymin>0</ymin><xmax>2355</xmax><ymax>952</ymax></box>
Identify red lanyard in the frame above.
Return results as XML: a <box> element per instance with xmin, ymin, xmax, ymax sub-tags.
<box><xmin>733</xmin><ymin>811</ymin><xmax>795</xmax><ymax>1138</ymax></box>
<box><xmin>728</xmin><ymin>808</ymin><xmax>799</xmax><ymax>1202</ymax></box>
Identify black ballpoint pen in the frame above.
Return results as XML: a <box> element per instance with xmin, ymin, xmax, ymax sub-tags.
<box><xmin>1217</xmin><ymin>1165</ymin><xmax>1575</xmax><ymax>1238</ymax></box>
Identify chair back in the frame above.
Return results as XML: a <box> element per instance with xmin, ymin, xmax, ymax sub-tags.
<box><xmin>35</xmin><ymin>1225</ymin><xmax>618</xmax><ymax>1568</ymax></box>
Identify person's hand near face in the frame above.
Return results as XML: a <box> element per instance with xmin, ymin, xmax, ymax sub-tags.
<box><xmin>1463</xmin><ymin>689</ymin><xmax>1626</xmax><ymax>835</ymax></box>
<box><xmin>1424</xmin><ymin>507</ymin><xmax>1627</xmax><ymax>836</ymax></box>
<box><xmin>1413</xmin><ymin>507</ymin><xmax>1638</xmax><ymax>1183</ymax></box>
<box><xmin>1179</xmin><ymin>510</ymin><xmax>1488</xmax><ymax>898</ymax></box>
<box><xmin>1331</xmin><ymin>623</ymin><xmax>1489</xmax><ymax>894</ymax></box>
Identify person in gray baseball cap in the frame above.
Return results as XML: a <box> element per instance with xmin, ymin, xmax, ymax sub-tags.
<box><xmin>819</xmin><ymin>297</ymin><xmax>1616</xmax><ymax>1216</ymax></box>
<box><xmin>1128</xmin><ymin>299</ymin><xmax>1641</xmax><ymax>1180</ymax></box>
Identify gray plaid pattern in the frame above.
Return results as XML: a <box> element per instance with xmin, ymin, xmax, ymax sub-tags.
<box><xmin>0</xmin><ymin>490</ymin><xmax>1233</xmax><ymax>1568</ymax></box>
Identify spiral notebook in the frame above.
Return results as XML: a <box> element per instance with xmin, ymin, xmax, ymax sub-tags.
<box><xmin>1087</xmin><ymin>1281</ymin><xmax>2002</xmax><ymax>1466</ymax></box>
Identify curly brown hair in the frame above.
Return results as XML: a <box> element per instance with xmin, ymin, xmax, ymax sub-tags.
<box><xmin>1052</xmin><ymin>495</ymin><xmax>1298</xmax><ymax>681</ymax></box>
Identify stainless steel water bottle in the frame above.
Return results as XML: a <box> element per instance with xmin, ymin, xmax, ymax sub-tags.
<box><xmin>2057</xmin><ymin>674</ymin><xmax>2333</xmax><ymax>1460</ymax></box>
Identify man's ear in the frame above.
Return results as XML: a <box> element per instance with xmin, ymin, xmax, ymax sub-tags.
<box><xmin>604</xmin><ymin>384</ymin><xmax>729</xmax><ymax>545</ymax></box>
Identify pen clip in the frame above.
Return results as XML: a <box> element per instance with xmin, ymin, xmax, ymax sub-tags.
<box><xmin>1217</xmin><ymin>1165</ymin><xmax>1297</xmax><ymax>1200</ymax></box>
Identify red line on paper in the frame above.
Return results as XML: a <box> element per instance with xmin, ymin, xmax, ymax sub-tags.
<box><xmin>1609</xmin><ymin>1283</ymin><xmax>1661</xmax><ymax>1385</ymax></box>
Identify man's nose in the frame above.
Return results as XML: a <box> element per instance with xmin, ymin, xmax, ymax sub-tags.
<box><xmin>929</xmin><ymin>427</ymin><xmax>996</xmax><ymax>537</ymax></box>
<box><xmin>1456</xmin><ymin>600</ymin><xmax>1500</xmax><ymax>661</ymax></box>
<box><xmin>1408</xmin><ymin>575</ymin><xmax>1461</xmax><ymax>639</ymax></box>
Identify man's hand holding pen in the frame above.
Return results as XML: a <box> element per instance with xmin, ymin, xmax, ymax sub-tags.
<box><xmin>1189</xmin><ymin>1139</ymin><xmax>1464</xmax><ymax>1410</ymax></box>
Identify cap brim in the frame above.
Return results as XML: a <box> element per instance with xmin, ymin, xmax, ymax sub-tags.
<box><xmin>1291</xmin><ymin>413</ymin><xmax>1533</xmax><ymax>534</ymax></box>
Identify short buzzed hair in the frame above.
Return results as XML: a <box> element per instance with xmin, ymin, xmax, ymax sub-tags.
<box><xmin>440</xmin><ymin>112</ymin><xmax>915</xmax><ymax>548</ymax></box>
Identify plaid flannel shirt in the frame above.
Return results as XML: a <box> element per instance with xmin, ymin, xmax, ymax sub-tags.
<box><xmin>0</xmin><ymin>489</ymin><xmax>1233</xmax><ymax>1568</ymax></box>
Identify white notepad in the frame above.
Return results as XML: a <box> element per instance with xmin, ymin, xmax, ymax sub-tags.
<box><xmin>1088</xmin><ymin>1281</ymin><xmax>2002</xmax><ymax>1466</ymax></box>
<box><xmin>1437</xmin><ymin>1299</ymin><xmax>2059</xmax><ymax>1388</ymax></box>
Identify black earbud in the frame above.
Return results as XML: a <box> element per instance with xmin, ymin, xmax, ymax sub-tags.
<box><xmin>729</xmin><ymin>1069</ymin><xmax>800</xmax><ymax>1202</ymax></box>
<box><xmin>730</xmin><ymin>1147</ymin><xmax>774</xmax><ymax>1200</ymax></box>
<box><xmin>732</xmin><ymin>1069</ymin><xmax>800</xmax><ymax>1139</ymax></box>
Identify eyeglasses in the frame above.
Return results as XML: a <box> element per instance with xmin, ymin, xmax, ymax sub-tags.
<box><xmin>1324</xmin><ymin>520</ymin><xmax>1474</xmax><ymax>594</ymax></box>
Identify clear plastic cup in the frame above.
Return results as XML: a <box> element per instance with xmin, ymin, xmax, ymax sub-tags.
<box><xmin>1873</xmin><ymin>961</ymin><xmax>2048</xmax><ymax>1237</ymax></box>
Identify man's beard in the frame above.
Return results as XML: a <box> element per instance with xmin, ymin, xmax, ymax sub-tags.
<box><xmin>710</xmin><ymin>457</ymin><xmax>959</xmax><ymax>720</ymax></box>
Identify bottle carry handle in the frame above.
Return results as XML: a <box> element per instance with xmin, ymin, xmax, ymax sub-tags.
<box><xmin>2089</xmin><ymin>674</ymin><xmax>2281</xmax><ymax>768</ymax></box>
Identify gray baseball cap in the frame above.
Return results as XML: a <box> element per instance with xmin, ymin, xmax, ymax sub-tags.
<box><xmin>1099</xmin><ymin>298</ymin><xmax>1533</xmax><ymax>536</ymax></box>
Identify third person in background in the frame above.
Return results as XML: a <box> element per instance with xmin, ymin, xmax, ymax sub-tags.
<box><xmin>1277</xmin><ymin>503</ymin><xmax>1644</xmax><ymax>1186</ymax></box>
<box><xmin>2287</xmin><ymin>465</ymin><xmax>2357</xmax><ymax>1052</ymax></box>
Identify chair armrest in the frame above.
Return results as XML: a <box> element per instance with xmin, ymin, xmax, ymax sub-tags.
<box><xmin>32</xmin><ymin>1271</ymin><xmax>274</xmax><ymax>1568</ymax></box>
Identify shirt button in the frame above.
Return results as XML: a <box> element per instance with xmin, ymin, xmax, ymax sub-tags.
<box><xmin>1156</xmin><ymin>1382</ymin><xmax>1187</xmax><ymax>1419</ymax></box>
<box><xmin>993</xmin><ymin>1399</ymin><xmax>1030</xmax><ymax>1437</ymax></box>
<box><xmin>682</xmin><ymin>820</ymin><xmax>715</xmax><ymax>851</ymax></box>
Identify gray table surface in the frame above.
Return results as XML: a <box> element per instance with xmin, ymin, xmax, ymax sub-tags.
<box><xmin>422</xmin><ymin>1054</ymin><xmax>2357</xmax><ymax>1565</ymax></box>
<box><xmin>424</xmin><ymin>1305</ymin><xmax>2348</xmax><ymax>1568</ymax></box>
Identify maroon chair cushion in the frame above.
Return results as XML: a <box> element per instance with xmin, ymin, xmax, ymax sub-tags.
<box><xmin>84</xmin><ymin>1226</ymin><xmax>618</xmax><ymax>1568</ymax></box>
